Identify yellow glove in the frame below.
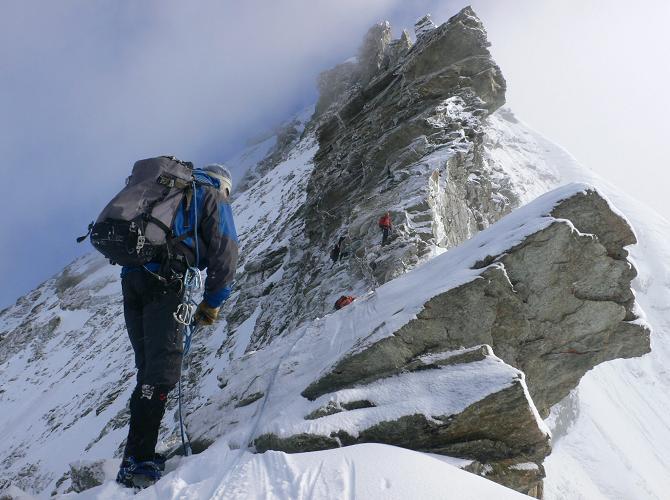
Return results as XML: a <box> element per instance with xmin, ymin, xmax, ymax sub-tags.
<box><xmin>195</xmin><ymin>301</ymin><xmax>220</xmax><ymax>325</ymax></box>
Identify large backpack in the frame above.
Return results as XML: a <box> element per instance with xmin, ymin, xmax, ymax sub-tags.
<box><xmin>80</xmin><ymin>156</ymin><xmax>196</xmax><ymax>267</ymax></box>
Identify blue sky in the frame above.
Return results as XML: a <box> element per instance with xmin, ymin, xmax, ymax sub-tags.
<box><xmin>1</xmin><ymin>0</ymin><xmax>669</xmax><ymax>307</ymax></box>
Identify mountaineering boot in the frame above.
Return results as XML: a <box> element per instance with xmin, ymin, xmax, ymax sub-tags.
<box><xmin>116</xmin><ymin>457</ymin><xmax>135</xmax><ymax>488</ymax></box>
<box><xmin>154</xmin><ymin>452</ymin><xmax>167</xmax><ymax>472</ymax></box>
<box><xmin>116</xmin><ymin>456</ymin><xmax>162</xmax><ymax>489</ymax></box>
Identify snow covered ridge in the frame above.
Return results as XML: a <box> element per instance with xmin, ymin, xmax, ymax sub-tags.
<box><xmin>0</xmin><ymin>180</ymin><xmax>643</xmax><ymax>499</ymax></box>
<box><xmin>0</xmin><ymin>6</ymin><xmax>658</xmax><ymax>498</ymax></box>
<box><xmin>68</xmin><ymin>443</ymin><xmax>532</xmax><ymax>500</ymax></box>
<box><xmin>186</xmin><ymin>182</ymin><xmax>649</xmax><ymax>497</ymax></box>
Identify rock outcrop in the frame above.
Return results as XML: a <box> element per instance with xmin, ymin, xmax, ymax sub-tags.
<box><xmin>68</xmin><ymin>460</ymin><xmax>109</xmax><ymax>493</ymax></box>
<box><xmin>187</xmin><ymin>184</ymin><xmax>650</xmax><ymax>497</ymax></box>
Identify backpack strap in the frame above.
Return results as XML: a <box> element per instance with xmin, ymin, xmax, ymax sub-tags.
<box><xmin>171</xmin><ymin>231</ymin><xmax>194</xmax><ymax>244</ymax></box>
<box><xmin>76</xmin><ymin>221</ymin><xmax>94</xmax><ymax>243</ymax></box>
<box><xmin>157</xmin><ymin>174</ymin><xmax>192</xmax><ymax>190</ymax></box>
<box><xmin>142</xmin><ymin>213</ymin><xmax>173</xmax><ymax>237</ymax></box>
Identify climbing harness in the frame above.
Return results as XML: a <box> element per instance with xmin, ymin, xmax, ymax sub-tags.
<box><xmin>176</xmin><ymin>180</ymin><xmax>202</xmax><ymax>457</ymax></box>
<box><xmin>173</xmin><ymin>268</ymin><xmax>202</xmax><ymax>327</ymax></box>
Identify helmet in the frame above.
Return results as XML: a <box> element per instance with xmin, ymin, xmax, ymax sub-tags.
<box><xmin>202</xmin><ymin>163</ymin><xmax>232</xmax><ymax>195</ymax></box>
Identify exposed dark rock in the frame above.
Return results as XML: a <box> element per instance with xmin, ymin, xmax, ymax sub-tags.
<box><xmin>234</xmin><ymin>392</ymin><xmax>264</xmax><ymax>408</ymax></box>
<box><xmin>68</xmin><ymin>460</ymin><xmax>107</xmax><ymax>493</ymax></box>
<box><xmin>305</xmin><ymin>401</ymin><xmax>342</xmax><ymax>420</ymax></box>
<box><xmin>254</xmin><ymin>433</ymin><xmax>339</xmax><ymax>454</ymax></box>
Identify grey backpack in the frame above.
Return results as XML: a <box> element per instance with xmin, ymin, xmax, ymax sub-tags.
<box><xmin>79</xmin><ymin>156</ymin><xmax>195</xmax><ymax>266</ymax></box>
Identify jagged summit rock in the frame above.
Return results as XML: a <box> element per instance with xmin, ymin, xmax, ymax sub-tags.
<box><xmin>386</xmin><ymin>28</ymin><xmax>413</xmax><ymax>65</ymax></box>
<box><xmin>414</xmin><ymin>14</ymin><xmax>436</xmax><ymax>37</ymax></box>
<box><xmin>315</xmin><ymin>6</ymin><xmax>504</xmax><ymax>119</ymax></box>
<box><xmin>230</xmin><ymin>7</ymin><xmax>511</xmax><ymax>353</ymax></box>
<box><xmin>358</xmin><ymin>21</ymin><xmax>393</xmax><ymax>85</ymax></box>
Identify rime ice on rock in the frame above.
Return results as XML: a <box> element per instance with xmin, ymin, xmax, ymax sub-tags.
<box><xmin>414</xmin><ymin>14</ymin><xmax>437</xmax><ymax>37</ymax></box>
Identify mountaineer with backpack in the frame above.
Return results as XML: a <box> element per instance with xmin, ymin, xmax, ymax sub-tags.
<box><xmin>78</xmin><ymin>157</ymin><xmax>238</xmax><ymax>488</ymax></box>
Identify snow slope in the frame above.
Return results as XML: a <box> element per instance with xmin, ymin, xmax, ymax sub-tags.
<box><xmin>69</xmin><ymin>442</ymin><xmax>530</xmax><ymax>500</ymax></box>
<box><xmin>0</xmin><ymin>126</ymin><xmax>321</xmax><ymax>496</ymax></box>
<box><xmin>1</xmin><ymin>104</ymin><xmax>666</xmax><ymax>499</ymax></box>
<box><xmin>486</xmin><ymin>109</ymin><xmax>670</xmax><ymax>499</ymax></box>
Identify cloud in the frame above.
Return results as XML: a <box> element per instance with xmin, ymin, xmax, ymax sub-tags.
<box><xmin>7</xmin><ymin>0</ymin><xmax>666</xmax><ymax>307</ymax></box>
<box><xmin>0</xmin><ymin>0</ymin><xmax>416</xmax><ymax>306</ymax></box>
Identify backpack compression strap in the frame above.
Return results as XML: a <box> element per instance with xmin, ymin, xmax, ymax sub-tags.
<box><xmin>76</xmin><ymin>222</ymin><xmax>94</xmax><ymax>243</ymax></box>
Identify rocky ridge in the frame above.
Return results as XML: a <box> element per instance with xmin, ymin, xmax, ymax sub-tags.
<box><xmin>187</xmin><ymin>184</ymin><xmax>649</xmax><ymax>497</ymax></box>
<box><xmin>229</xmin><ymin>6</ymin><xmax>514</xmax><ymax>352</ymax></box>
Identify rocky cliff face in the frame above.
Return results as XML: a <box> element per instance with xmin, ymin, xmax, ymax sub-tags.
<box><xmin>230</xmin><ymin>7</ymin><xmax>515</xmax><ymax>351</ymax></box>
<box><xmin>0</xmin><ymin>7</ymin><xmax>652</xmax><ymax>499</ymax></box>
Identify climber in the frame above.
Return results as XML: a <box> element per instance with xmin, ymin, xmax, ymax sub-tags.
<box><xmin>378</xmin><ymin>211</ymin><xmax>392</xmax><ymax>246</ymax></box>
<box><xmin>115</xmin><ymin>163</ymin><xmax>239</xmax><ymax>489</ymax></box>
<box><xmin>335</xmin><ymin>295</ymin><xmax>356</xmax><ymax>310</ymax></box>
<box><xmin>330</xmin><ymin>236</ymin><xmax>348</xmax><ymax>267</ymax></box>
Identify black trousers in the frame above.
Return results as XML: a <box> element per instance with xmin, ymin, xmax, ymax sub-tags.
<box><xmin>121</xmin><ymin>270</ymin><xmax>184</xmax><ymax>461</ymax></box>
<box><xmin>381</xmin><ymin>227</ymin><xmax>390</xmax><ymax>246</ymax></box>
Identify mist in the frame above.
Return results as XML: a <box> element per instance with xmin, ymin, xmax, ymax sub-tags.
<box><xmin>0</xmin><ymin>0</ymin><xmax>429</xmax><ymax>307</ymax></box>
<box><xmin>465</xmin><ymin>0</ymin><xmax>670</xmax><ymax>221</ymax></box>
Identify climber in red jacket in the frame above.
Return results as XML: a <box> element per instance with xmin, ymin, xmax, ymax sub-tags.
<box><xmin>378</xmin><ymin>212</ymin><xmax>392</xmax><ymax>246</ymax></box>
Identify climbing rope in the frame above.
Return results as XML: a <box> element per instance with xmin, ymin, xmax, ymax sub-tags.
<box><xmin>174</xmin><ymin>180</ymin><xmax>203</xmax><ymax>457</ymax></box>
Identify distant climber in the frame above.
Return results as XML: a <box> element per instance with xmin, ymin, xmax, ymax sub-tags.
<box><xmin>84</xmin><ymin>159</ymin><xmax>239</xmax><ymax>488</ymax></box>
<box><xmin>378</xmin><ymin>212</ymin><xmax>392</xmax><ymax>246</ymax></box>
<box><xmin>335</xmin><ymin>295</ymin><xmax>356</xmax><ymax>310</ymax></box>
<box><xmin>330</xmin><ymin>236</ymin><xmax>350</xmax><ymax>267</ymax></box>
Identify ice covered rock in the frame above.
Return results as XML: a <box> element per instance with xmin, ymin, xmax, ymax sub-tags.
<box><xmin>414</xmin><ymin>14</ymin><xmax>436</xmax><ymax>37</ymax></box>
<box><xmin>233</xmin><ymin>7</ymin><xmax>510</xmax><ymax>349</ymax></box>
<box><xmin>188</xmin><ymin>183</ymin><xmax>649</xmax><ymax>497</ymax></box>
<box><xmin>68</xmin><ymin>459</ymin><xmax>113</xmax><ymax>493</ymax></box>
<box><xmin>305</xmin><ymin>188</ymin><xmax>649</xmax><ymax>417</ymax></box>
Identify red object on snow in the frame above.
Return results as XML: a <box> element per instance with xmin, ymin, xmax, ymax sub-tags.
<box><xmin>335</xmin><ymin>295</ymin><xmax>356</xmax><ymax>310</ymax></box>
<box><xmin>378</xmin><ymin>213</ymin><xmax>392</xmax><ymax>229</ymax></box>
